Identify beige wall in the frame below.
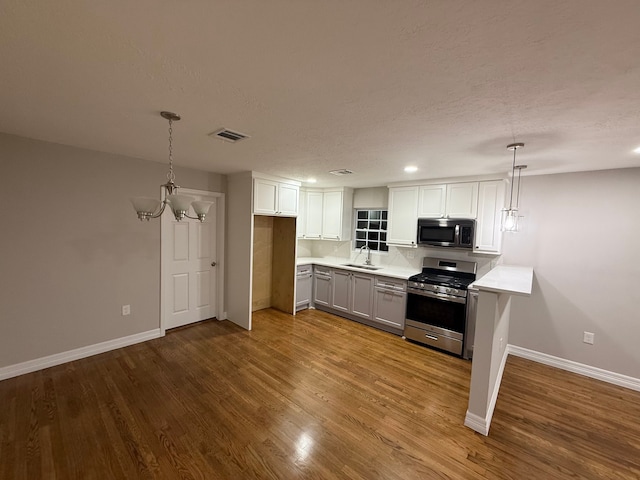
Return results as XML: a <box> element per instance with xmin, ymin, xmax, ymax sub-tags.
<box><xmin>252</xmin><ymin>216</ymin><xmax>274</xmax><ymax>311</ymax></box>
<box><xmin>502</xmin><ymin>168</ymin><xmax>640</xmax><ymax>379</ymax></box>
<box><xmin>0</xmin><ymin>133</ymin><xmax>224</xmax><ymax>368</ymax></box>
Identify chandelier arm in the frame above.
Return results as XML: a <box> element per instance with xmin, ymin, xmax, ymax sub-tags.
<box><xmin>147</xmin><ymin>200</ymin><xmax>169</xmax><ymax>219</ymax></box>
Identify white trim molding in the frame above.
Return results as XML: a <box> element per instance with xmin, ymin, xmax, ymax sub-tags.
<box><xmin>508</xmin><ymin>345</ymin><xmax>640</xmax><ymax>393</ymax></box>
<box><xmin>0</xmin><ymin>329</ymin><xmax>163</xmax><ymax>381</ymax></box>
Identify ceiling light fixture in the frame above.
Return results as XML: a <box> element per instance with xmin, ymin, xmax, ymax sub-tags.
<box><xmin>404</xmin><ymin>166</ymin><xmax>418</xmax><ymax>173</ymax></box>
<box><xmin>130</xmin><ymin>111</ymin><xmax>213</xmax><ymax>222</ymax></box>
<box><xmin>306</xmin><ymin>177</ymin><xmax>317</xmax><ymax>183</ymax></box>
<box><xmin>501</xmin><ymin>143</ymin><xmax>527</xmax><ymax>232</ymax></box>
<box><xmin>633</xmin><ymin>146</ymin><xmax>640</xmax><ymax>154</ymax></box>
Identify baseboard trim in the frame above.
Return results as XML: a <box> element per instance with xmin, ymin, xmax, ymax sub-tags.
<box><xmin>508</xmin><ymin>345</ymin><xmax>640</xmax><ymax>392</ymax></box>
<box><xmin>464</xmin><ymin>345</ymin><xmax>509</xmax><ymax>436</ymax></box>
<box><xmin>0</xmin><ymin>329</ymin><xmax>163</xmax><ymax>381</ymax></box>
<box><xmin>464</xmin><ymin>411</ymin><xmax>488</xmax><ymax>435</ymax></box>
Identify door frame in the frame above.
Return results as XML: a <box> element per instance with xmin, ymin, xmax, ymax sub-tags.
<box><xmin>160</xmin><ymin>188</ymin><xmax>226</xmax><ymax>335</ymax></box>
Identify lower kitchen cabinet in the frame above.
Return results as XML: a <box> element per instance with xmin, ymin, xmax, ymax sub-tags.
<box><xmin>331</xmin><ymin>269</ymin><xmax>351</xmax><ymax>313</ymax></box>
<box><xmin>373</xmin><ymin>276</ymin><xmax>406</xmax><ymax>330</ymax></box>
<box><xmin>313</xmin><ymin>266</ymin><xmax>332</xmax><ymax>307</ymax></box>
<box><xmin>313</xmin><ymin>266</ymin><xmax>405</xmax><ymax>334</ymax></box>
<box><xmin>296</xmin><ymin>265</ymin><xmax>312</xmax><ymax>311</ymax></box>
<box><xmin>331</xmin><ymin>269</ymin><xmax>374</xmax><ymax>319</ymax></box>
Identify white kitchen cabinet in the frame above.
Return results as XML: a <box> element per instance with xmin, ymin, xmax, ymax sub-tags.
<box><xmin>297</xmin><ymin>189</ymin><xmax>307</xmax><ymax>238</ymax></box>
<box><xmin>313</xmin><ymin>266</ymin><xmax>332</xmax><ymax>307</ymax></box>
<box><xmin>387</xmin><ymin>186</ymin><xmax>419</xmax><ymax>247</ymax></box>
<box><xmin>296</xmin><ymin>265</ymin><xmax>313</xmax><ymax>311</ymax></box>
<box><xmin>253</xmin><ymin>177</ymin><xmax>299</xmax><ymax>216</ymax></box>
<box><xmin>305</xmin><ymin>190</ymin><xmax>324</xmax><ymax>239</ymax></box>
<box><xmin>446</xmin><ymin>182</ymin><xmax>478</xmax><ymax>218</ymax></box>
<box><xmin>373</xmin><ymin>276</ymin><xmax>406</xmax><ymax>330</ymax></box>
<box><xmin>297</xmin><ymin>188</ymin><xmax>352</xmax><ymax>240</ymax></box>
<box><xmin>418</xmin><ymin>182</ymin><xmax>478</xmax><ymax>219</ymax></box>
<box><xmin>321</xmin><ymin>188</ymin><xmax>354</xmax><ymax>241</ymax></box>
<box><xmin>474</xmin><ymin>180</ymin><xmax>506</xmax><ymax>254</ymax></box>
<box><xmin>418</xmin><ymin>185</ymin><xmax>447</xmax><ymax>218</ymax></box>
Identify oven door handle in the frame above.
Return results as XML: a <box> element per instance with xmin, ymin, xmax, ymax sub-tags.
<box><xmin>407</xmin><ymin>287</ymin><xmax>467</xmax><ymax>304</ymax></box>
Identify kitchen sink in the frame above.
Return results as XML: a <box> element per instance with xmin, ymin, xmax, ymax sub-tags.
<box><xmin>341</xmin><ymin>263</ymin><xmax>382</xmax><ymax>271</ymax></box>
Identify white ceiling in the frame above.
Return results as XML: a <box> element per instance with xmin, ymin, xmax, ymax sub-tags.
<box><xmin>1</xmin><ymin>1</ymin><xmax>640</xmax><ymax>188</ymax></box>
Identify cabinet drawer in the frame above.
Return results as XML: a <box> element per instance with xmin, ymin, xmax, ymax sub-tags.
<box><xmin>404</xmin><ymin>324</ymin><xmax>463</xmax><ymax>356</ymax></box>
<box><xmin>314</xmin><ymin>265</ymin><xmax>331</xmax><ymax>277</ymax></box>
<box><xmin>374</xmin><ymin>276</ymin><xmax>406</xmax><ymax>292</ymax></box>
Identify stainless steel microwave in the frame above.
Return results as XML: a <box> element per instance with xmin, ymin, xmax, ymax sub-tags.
<box><xmin>417</xmin><ymin>218</ymin><xmax>475</xmax><ymax>249</ymax></box>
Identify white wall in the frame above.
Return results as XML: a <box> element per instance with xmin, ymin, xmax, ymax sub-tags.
<box><xmin>502</xmin><ymin>168</ymin><xmax>640</xmax><ymax>379</ymax></box>
<box><xmin>0</xmin><ymin>133</ymin><xmax>224</xmax><ymax>369</ymax></box>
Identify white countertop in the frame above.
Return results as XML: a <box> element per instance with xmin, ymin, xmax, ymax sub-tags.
<box><xmin>469</xmin><ymin>265</ymin><xmax>534</xmax><ymax>296</ymax></box>
<box><xmin>296</xmin><ymin>257</ymin><xmax>420</xmax><ymax>280</ymax></box>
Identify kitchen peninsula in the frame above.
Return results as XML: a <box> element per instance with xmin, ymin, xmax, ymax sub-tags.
<box><xmin>465</xmin><ymin>265</ymin><xmax>534</xmax><ymax>435</ymax></box>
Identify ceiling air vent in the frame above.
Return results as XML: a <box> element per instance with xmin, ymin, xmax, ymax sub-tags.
<box><xmin>209</xmin><ymin>128</ymin><xmax>250</xmax><ymax>143</ymax></box>
<box><xmin>329</xmin><ymin>169</ymin><xmax>354</xmax><ymax>176</ymax></box>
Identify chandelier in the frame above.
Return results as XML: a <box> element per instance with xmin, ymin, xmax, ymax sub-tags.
<box><xmin>131</xmin><ymin>111</ymin><xmax>212</xmax><ymax>222</ymax></box>
<box><xmin>501</xmin><ymin>142</ymin><xmax>527</xmax><ymax>232</ymax></box>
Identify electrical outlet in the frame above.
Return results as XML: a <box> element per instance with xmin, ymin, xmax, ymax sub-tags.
<box><xmin>122</xmin><ymin>304</ymin><xmax>131</xmax><ymax>316</ymax></box>
<box><xmin>583</xmin><ymin>331</ymin><xmax>595</xmax><ymax>345</ymax></box>
<box><xmin>499</xmin><ymin>337</ymin><xmax>504</xmax><ymax>350</ymax></box>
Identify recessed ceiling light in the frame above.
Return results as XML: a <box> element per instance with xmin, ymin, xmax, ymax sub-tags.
<box><xmin>404</xmin><ymin>166</ymin><xmax>418</xmax><ymax>173</ymax></box>
<box><xmin>307</xmin><ymin>177</ymin><xmax>317</xmax><ymax>183</ymax></box>
<box><xmin>633</xmin><ymin>146</ymin><xmax>640</xmax><ymax>154</ymax></box>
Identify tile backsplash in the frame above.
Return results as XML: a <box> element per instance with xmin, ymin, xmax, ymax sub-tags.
<box><xmin>298</xmin><ymin>240</ymin><xmax>499</xmax><ymax>277</ymax></box>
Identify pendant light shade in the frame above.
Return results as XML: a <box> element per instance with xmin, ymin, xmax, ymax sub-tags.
<box><xmin>501</xmin><ymin>143</ymin><xmax>527</xmax><ymax>232</ymax></box>
<box><xmin>131</xmin><ymin>111</ymin><xmax>212</xmax><ymax>223</ymax></box>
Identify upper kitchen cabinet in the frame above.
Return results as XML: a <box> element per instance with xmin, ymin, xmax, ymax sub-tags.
<box><xmin>474</xmin><ymin>180</ymin><xmax>506</xmax><ymax>254</ymax></box>
<box><xmin>387</xmin><ymin>186</ymin><xmax>419</xmax><ymax>247</ymax></box>
<box><xmin>253</xmin><ymin>176</ymin><xmax>299</xmax><ymax>216</ymax></box>
<box><xmin>298</xmin><ymin>187</ymin><xmax>353</xmax><ymax>240</ymax></box>
<box><xmin>321</xmin><ymin>188</ymin><xmax>354</xmax><ymax>241</ymax></box>
<box><xmin>419</xmin><ymin>182</ymin><xmax>478</xmax><ymax>219</ymax></box>
<box><xmin>303</xmin><ymin>190</ymin><xmax>324</xmax><ymax>239</ymax></box>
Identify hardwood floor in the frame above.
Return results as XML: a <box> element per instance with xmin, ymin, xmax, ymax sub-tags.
<box><xmin>1</xmin><ymin>308</ymin><xmax>639</xmax><ymax>479</ymax></box>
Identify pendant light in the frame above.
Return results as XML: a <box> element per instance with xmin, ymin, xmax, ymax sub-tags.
<box><xmin>501</xmin><ymin>142</ymin><xmax>527</xmax><ymax>232</ymax></box>
<box><xmin>131</xmin><ymin>111</ymin><xmax>213</xmax><ymax>222</ymax></box>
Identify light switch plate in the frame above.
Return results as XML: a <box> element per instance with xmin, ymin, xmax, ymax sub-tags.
<box><xmin>583</xmin><ymin>331</ymin><xmax>594</xmax><ymax>344</ymax></box>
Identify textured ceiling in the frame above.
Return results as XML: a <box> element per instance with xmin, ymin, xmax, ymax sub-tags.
<box><xmin>1</xmin><ymin>1</ymin><xmax>640</xmax><ymax>187</ymax></box>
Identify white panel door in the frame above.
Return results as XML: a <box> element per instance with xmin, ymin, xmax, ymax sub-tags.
<box><xmin>164</xmin><ymin>194</ymin><xmax>218</xmax><ymax>330</ymax></box>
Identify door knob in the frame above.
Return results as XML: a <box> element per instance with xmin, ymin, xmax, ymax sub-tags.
<box><xmin>211</xmin><ymin>261</ymin><xmax>217</xmax><ymax>267</ymax></box>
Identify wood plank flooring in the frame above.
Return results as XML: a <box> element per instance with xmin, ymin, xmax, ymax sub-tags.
<box><xmin>1</xmin><ymin>308</ymin><xmax>639</xmax><ymax>479</ymax></box>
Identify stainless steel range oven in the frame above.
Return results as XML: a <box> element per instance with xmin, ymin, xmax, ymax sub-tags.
<box><xmin>404</xmin><ymin>257</ymin><xmax>477</xmax><ymax>357</ymax></box>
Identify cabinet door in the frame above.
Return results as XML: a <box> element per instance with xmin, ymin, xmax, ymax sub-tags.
<box><xmin>474</xmin><ymin>180</ymin><xmax>505</xmax><ymax>254</ymax></box>
<box><xmin>253</xmin><ymin>178</ymin><xmax>278</xmax><ymax>215</ymax></box>
<box><xmin>373</xmin><ymin>288</ymin><xmax>406</xmax><ymax>330</ymax></box>
<box><xmin>278</xmin><ymin>183</ymin><xmax>299</xmax><ymax>216</ymax></box>
<box><xmin>313</xmin><ymin>273</ymin><xmax>331</xmax><ymax>307</ymax></box>
<box><xmin>297</xmin><ymin>190</ymin><xmax>307</xmax><ymax>238</ymax></box>
<box><xmin>351</xmin><ymin>272</ymin><xmax>374</xmax><ymax>320</ymax></box>
<box><xmin>387</xmin><ymin>186</ymin><xmax>419</xmax><ymax>246</ymax></box>
<box><xmin>305</xmin><ymin>191</ymin><xmax>323</xmax><ymax>239</ymax></box>
<box><xmin>322</xmin><ymin>191</ymin><xmax>343</xmax><ymax>240</ymax></box>
<box><xmin>296</xmin><ymin>269</ymin><xmax>312</xmax><ymax>311</ymax></box>
<box><xmin>418</xmin><ymin>185</ymin><xmax>447</xmax><ymax>218</ymax></box>
<box><xmin>331</xmin><ymin>269</ymin><xmax>351</xmax><ymax>312</ymax></box>
<box><xmin>446</xmin><ymin>182</ymin><xmax>478</xmax><ymax>218</ymax></box>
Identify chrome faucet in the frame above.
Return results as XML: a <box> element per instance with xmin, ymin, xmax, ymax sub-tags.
<box><xmin>360</xmin><ymin>245</ymin><xmax>372</xmax><ymax>265</ymax></box>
